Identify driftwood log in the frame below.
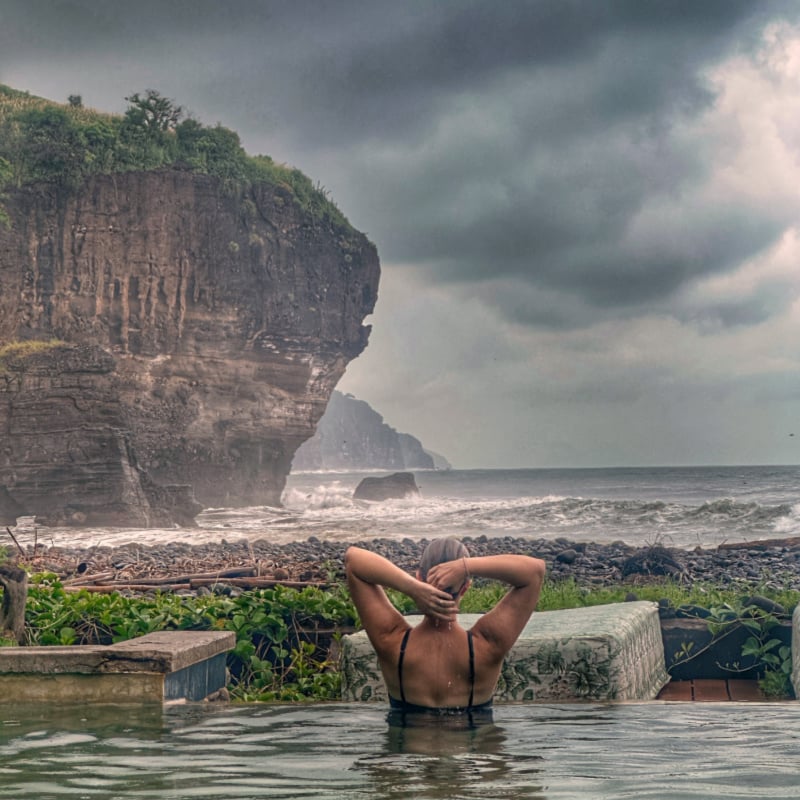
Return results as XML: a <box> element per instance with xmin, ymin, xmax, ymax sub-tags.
<box><xmin>0</xmin><ymin>564</ymin><xmax>27</xmax><ymax>643</ymax></box>
<box><xmin>64</xmin><ymin>577</ymin><xmax>327</xmax><ymax>593</ymax></box>
<box><xmin>717</xmin><ymin>536</ymin><xmax>800</xmax><ymax>551</ymax></box>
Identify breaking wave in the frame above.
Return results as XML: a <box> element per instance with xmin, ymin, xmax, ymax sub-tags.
<box><xmin>8</xmin><ymin>466</ymin><xmax>800</xmax><ymax>550</ymax></box>
<box><xmin>275</xmin><ymin>490</ymin><xmax>800</xmax><ymax>549</ymax></box>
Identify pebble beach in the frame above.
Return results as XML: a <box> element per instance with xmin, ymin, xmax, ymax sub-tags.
<box><xmin>14</xmin><ymin>533</ymin><xmax>800</xmax><ymax>595</ymax></box>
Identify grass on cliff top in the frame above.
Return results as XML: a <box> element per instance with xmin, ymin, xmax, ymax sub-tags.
<box><xmin>0</xmin><ymin>339</ymin><xmax>65</xmax><ymax>357</ymax></box>
<box><xmin>0</xmin><ymin>339</ymin><xmax>66</xmax><ymax>372</ymax></box>
<box><xmin>0</xmin><ymin>84</ymin><xmax>352</xmax><ymax>233</ymax></box>
<box><xmin>0</xmin><ymin>83</ymin><xmax>117</xmax><ymax>128</ymax></box>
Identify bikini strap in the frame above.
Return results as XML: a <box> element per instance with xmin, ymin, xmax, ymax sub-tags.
<box><xmin>398</xmin><ymin>628</ymin><xmax>411</xmax><ymax>704</ymax></box>
<box><xmin>467</xmin><ymin>630</ymin><xmax>475</xmax><ymax>708</ymax></box>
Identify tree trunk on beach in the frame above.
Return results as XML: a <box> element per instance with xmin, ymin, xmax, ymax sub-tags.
<box><xmin>0</xmin><ymin>565</ymin><xmax>27</xmax><ymax>644</ymax></box>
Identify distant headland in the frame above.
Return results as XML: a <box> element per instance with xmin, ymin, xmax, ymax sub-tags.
<box><xmin>291</xmin><ymin>391</ymin><xmax>451</xmax><ymax>471</ymax></box>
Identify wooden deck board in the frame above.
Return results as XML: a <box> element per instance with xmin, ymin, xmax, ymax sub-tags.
<box><xmin>657</xmin><ymin>679</ymin><xmax>766</xmax><ymax>702</ymax></box>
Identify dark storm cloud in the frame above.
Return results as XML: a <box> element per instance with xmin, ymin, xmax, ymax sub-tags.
<box><xmin>1</xmin><ymin>0</ymin><xmax>797</xmax><ymax>332</ymax></box>
<box><xmin>0</xmin><ymin>1</ymin><xmax>770</xmax><ymax>138</ymax></box>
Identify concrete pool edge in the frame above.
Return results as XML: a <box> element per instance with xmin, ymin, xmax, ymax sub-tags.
<box><xmin>0</xmin><ymin>630</ymin><xmax>235</xmax><ymax>703</ymax></box>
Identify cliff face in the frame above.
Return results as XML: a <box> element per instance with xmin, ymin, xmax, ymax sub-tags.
<box><xmin>291</xmin><ymin>391</ymin><xmax>435</xmax><ymax>471</ymax></box>
<box><xmin>0</xmin><ymin>170</ymin><xmax>379</xmax><ymax>525</ymax></box>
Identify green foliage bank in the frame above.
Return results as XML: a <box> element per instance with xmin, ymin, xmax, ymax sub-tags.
<box><xmin>21</xmin><ymin>573</ymin><xmax>356</xmax><ymax>702</ymax></box>
<box><xmin>11</xmin><ymin>572</ymin><xmax>800</xmax><ymax>701</ymax></box>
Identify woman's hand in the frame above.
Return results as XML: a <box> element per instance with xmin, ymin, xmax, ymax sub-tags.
<box><xmin>426</xmin><ymin>559</ymin><xmax>470</xmax><ymax>599</ymax></box>
<box><xmin>411</xmin><ymin>579</ymin><xmax>458</xmax><ymax>620</ymax></box>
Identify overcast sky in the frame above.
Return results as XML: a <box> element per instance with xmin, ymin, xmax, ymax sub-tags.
<box><xmin>2</xmin><ymin>0</ymin><xmax>800</xmax><ymax>469</ymax></box>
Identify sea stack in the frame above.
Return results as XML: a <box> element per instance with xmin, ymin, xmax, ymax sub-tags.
<box><xmin>0</xmin><ymin>169</ymin><xmax>379</xmax><ymax>526</ymax></box>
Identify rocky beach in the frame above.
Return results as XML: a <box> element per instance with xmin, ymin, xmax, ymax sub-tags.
<box><xmin>11</xmin><ymin>533</ymin><xmax>800</xmax><ymax>595</ymax></box>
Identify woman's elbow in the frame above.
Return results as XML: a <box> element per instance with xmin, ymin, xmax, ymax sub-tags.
<box><xmin>344</xmin><ymin>546</ymin><xmax>364</xmax><ymax>577</ymax></box>
<box><xmin>529</xmin><ymin>556</ymin><xmax>546</xmax><ymax>584</ymax></box>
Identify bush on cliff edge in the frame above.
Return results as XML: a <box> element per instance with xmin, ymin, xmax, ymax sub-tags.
<box><xmin>0</xmin><ymin>83</ymin><xmax>350</xmax><ymax>231</ymax></box>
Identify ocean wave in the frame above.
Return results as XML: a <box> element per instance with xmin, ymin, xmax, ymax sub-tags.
<box><xmin>283</xmin><ymin>483</ymin><xmax>356</xmax><ymax>510</ymax></box>
<box><xmin>8</xmin><ymin>490</ymin><xmax>800</xmax><ymax>552</ymax></box>
<box><xmin>773</xmin><ymin>502</ymin><xmax>800</xmax><ymax>535</ymax></box>
<box><xmin>272</xmin><ymin>491</ymin><xmax>800</xmax><ymax>549</ymax></box>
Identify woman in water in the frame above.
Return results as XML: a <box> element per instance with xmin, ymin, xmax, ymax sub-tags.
<box><xmin>345</xmin><ymin>538</ymin><xmax>545</xmax><ymax>713</ymax></box>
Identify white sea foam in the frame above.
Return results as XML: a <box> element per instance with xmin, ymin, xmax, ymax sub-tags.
<box><xmin>773</xmin><ymin>502</ymin><xmax>800</xmax><ymax>536</ymax></box>
<box><xmin>7</xmin><ymin>466</ymin><xmax>800</xmax><ymax>550</ymax></box>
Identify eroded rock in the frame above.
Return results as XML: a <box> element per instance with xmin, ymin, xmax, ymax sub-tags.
<box><xmin>0</xmin><ymin>171</ymin><xmax>380</xmax><ymax>526</ymax></box>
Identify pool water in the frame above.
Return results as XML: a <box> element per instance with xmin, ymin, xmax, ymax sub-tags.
<box><xmin>1</xmin><ymin>701</ymin><xmax>798</xmax><ymax>799</ymax></box>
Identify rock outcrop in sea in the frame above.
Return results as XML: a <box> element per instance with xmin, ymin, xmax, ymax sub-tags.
<box><xmin>352</xmin><ymin>471</ymin><xmax>420</xmax><ymax>501</ymax></box>
<box><xmin>0</xmin><ymin>170</ymin><xmax>379</xmax><ymax>526</ymax></box>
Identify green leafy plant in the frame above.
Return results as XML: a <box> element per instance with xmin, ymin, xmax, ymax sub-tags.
<box><xmin>23</xmin><ymin>573</ymin><xmax>355</xmax><ymax>701</ymax></box>
<box><xmin>672</xmin><ymin>640</ymin><xmax>695</xmax><ymax>663</ymax></box>
<box><xmin>669</xmin><ymin>598</ymin><xmax>794</xmax><ymax>698</ymax></box>
<box><xmin>739</xmin><ymin>613</ymin><xmax>793</xmax><ymax>698</ymax></box>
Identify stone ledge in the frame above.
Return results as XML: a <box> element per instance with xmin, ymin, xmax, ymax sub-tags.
<box><xmin>342</xmin><ymin>601</ymin><xmax>669</xmax><ymax>703</ymax></box>
<box><xmin>0</xmin><ymin>631</ymin><xmax>235</xmax><ymax>703</ymax></box>
<box><xmin>0</xmin><ymin>631</ymin><xmax>235</xmax><ymax>674</ymax></box>
<box><xmin>107</xmin><ymin>630</ymin><xmax>236</xmax><ymax>674</ymax></box>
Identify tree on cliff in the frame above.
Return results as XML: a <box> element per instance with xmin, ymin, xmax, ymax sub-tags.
<box><xmin>116</xmin><ymin>90</ymin><xmax>182</xmax><ymax>171</ymax></box>
<box><xmin>124</xmin><ymin>90</ymin><xmax>182</xmax><ymax>134</ymax></box>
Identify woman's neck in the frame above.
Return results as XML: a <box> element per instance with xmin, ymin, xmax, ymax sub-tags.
<box><xmin>419</xmin><ymin>614</ymin><xmax>463</xmax><ymax>631</ymax></box>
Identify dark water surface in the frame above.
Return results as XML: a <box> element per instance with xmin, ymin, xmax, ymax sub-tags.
<box><xmin>1</xmin><ymin>701</ymin><xmax>799</xmax><ymax>799</ymax></box>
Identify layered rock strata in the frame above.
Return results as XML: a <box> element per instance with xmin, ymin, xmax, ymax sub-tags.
<box><xmin>0</xmin><ymin>170</ymin><xmax>379</xmax><ymax>525</ymax></box>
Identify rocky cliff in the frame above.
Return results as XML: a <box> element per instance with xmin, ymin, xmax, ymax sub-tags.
<box><xmin>291</xmin><ymin>391</ymin><xmax>437</xmax><ymax>471</ymax></box>
<box><xmin>0</xmin><ymin>170</ymin><xmax>379</xmax><ymax>525</ymax></box>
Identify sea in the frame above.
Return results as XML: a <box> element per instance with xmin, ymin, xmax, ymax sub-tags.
<box><xmin>9</xmin><ymin>464</ymin><xmax>800</xmax><ymax>553</ymax></box>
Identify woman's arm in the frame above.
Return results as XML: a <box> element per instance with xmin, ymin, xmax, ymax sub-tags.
<box><xmin>426</xmin><ymin>553</ymin><xmax>543</xmax><ymax>593</ymax></box>
<box><xmin>345</xmin><ymin>547</ymin><xmax>458</xmax><ymax>645</ymax></box>
<box><xmin>427</xmin><ymin>554</ymin><xmax>546</xmax><ymax>656</ymax></box>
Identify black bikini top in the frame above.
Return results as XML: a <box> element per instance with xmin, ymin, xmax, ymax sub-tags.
<box><xmin>389</xmin><ymin>627</ymin><xmax>493</xmax><ymax>713</ymax></box>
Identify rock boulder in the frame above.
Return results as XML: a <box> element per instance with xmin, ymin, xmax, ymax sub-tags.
<box><xmin>353</xmin><ymin>472</ymin><xmax>420</xmax><ymax>502</ymax></box>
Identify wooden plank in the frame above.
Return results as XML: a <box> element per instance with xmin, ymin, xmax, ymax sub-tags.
<box><xmin>692</xmin><ymin>679</ymin><xmax>730</xmax><ymax>701</ymax></box>
<box><xmin>657</xmin><ymin>680</ymin><xmax>693</xmax><ymax>701</ymax></box>
<box><xmin>727</xmin><ymin>679</ymin><xmax>764</xmax><ymax>701</ymax></box>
